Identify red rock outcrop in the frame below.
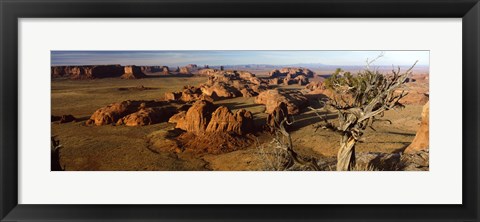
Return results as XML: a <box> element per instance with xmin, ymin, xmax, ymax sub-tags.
<box><xmin>170</xmin><ymin>103</ymin><xmax>256</xmax><ymax>154</ymax></box>
<box><xmin>251</xmin><ymin>84</ymin><xmax>267</xmax><ymax>94</ymax></box>
<box><xmin>200</xmin><ymin>83</ymin><xmax>240</xmax><ymax>98</ymax></box>
<box><xmin>404</xmin><ymin>101</ymin><xmax>429</xmax><ymax>153</ymax></box>
<box><xmin>168</xmin><ymin>111</ymin><xmax>187</xmax><ymax>126</ymax></box>
<box><xmin>169</xmin><ymin>100</ymin><xmax>217</xmax><ymax>134</ymax></box>
<box><xmin>200</xmin><ymin>70</ymin><xmax>266</xmax><ymax>99</ymax></box>
<box><xmin>255</xmin><ymin>89</ymin><xmax>308</xmax><ymax>114</ymax></box>
<box><xmin>116</xmin><ymin>106</ymin><xmax>176</xmax><ymax>126</ymax></box>
<box><xmin>295</xmin><ymin>75</ymin><xmax>309</xmax><ymax>85</ymax></box>
<box><xmin>283</xmin><ymin>74</ymin><xmax>294</xmax><ymax>85</ymax></box>
<box><xmin>164</xmin><ymin>92</ymin><xmax>182</xmax><ymax>101</ymax></box>
<box><xmin>180</xmin><ymin>86</ymin><xmax>205</xmax><ymax>102</ymax></box>
<box><xmin>268</xmin><ymin>78</ymin><xmax>280</xmax><ymax>85</ymax></box>
<box><xmin>86</xmin><ymin>100</ymin><xmax>172</xmax><ymax>126</ymax></box>
<box><xmin>164</xmin><ymin>87</ymin><xmax>214</xmax><ymax>103</ymax></box>
<box><xmin>205</xmin><ymin>106</ymin><xmax>254</xmax><ymax>135</ymax></box>
<box><xmin>197</xmin><ymin>68</ymin><xmax>218</xmax><ymax>75</ymax></box>
<box><xmin>86</xmin><ymin>101</ymin><xmax>141</xmax><ymax>126</ymax></box>
<box><xmin>170</xmin><ymin>100</ymin><xmax>255</xmax><ymax>136</ymax></box>
<box><xmin>161</xmin><ymin>66</ymin><xmax>170</xmax><ymax>75</ymax></box>
<box><xmin>305</xmin><ymin>80</ymin><xmax>325</xmax><ymax>91</ymax></box>
<box><xmin>140</xmin><ymin>66</ymin><xmax>163</xmax><ymax>73</ymax></box>
<box><xmin>240</xmin><ymin>88</ymin><xmax>257</xmax><ymax>98</ymax></box>
<box><xmin>121</xmin><ymin>66</ymin><xmax>147</xmax><ymax>79</ymax></box>
<box><xmin>269</xmin><ymin>67</ymin><xmax>314</xmax><ymax>78</ymax></box>
<box><xmin>178</xmin><ymin>64</ymin><xmax>198</xmax><ymax>74</ymax></box>
<box><xmin>238</xmin><ymin>71</ymin><xmax>255</xmax><ymax>80</ymax></box>
<box><xmin>266</xmin><ymin>102</ymin><xmax>289</xmax><ymax>132</ymax></box>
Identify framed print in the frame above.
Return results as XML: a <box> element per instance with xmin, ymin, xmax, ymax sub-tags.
<box><xmin>1</xmin><ymin>0</ymin><xmax>479</xmax><ymax>221</ymax></box>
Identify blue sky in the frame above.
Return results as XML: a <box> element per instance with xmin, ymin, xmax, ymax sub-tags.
<box><xmin>51</xmin><ymin>50</ymin><xmax>429</xmax><ymax>66</ymax></box>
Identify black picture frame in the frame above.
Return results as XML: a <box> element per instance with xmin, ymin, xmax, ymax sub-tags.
<box><xmin>1</xmin><ymin>0</ymin><xmax>479</xmax><ymax>221</ymax></box>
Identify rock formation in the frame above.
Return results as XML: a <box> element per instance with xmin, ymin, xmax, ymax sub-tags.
<box><xmin>197</xmin><ymin>68</ymin><xmax>218</xmax><ymax>75</ymax></box>
<box><xmin>295</xmin><ymin>75</ymin><xmax>309</xmax><ymax>85</ymax></box>
<box><xmin>269</xmin><ymin>78</ymin><xmax>280</xmax><ymax>85</ymax></box>
<box><xmin>268</xmin><ymin>67</ymin><xmax>314</xmax><ymax>86</ymax></box>
<box><xmin>269</xmin><ymin>67</ymin><xmax>314</xmax><ymax>78</ymax></box>
<box><xmin>51</xmin><ymin>65</ymin><xmax>125</xmax><ymax>79</ymax></box>
<box><xmin>198</xmin><ymin>70</ymin><xmax>266</xmax><ymax>99</ymax></box>
<box><xmin>86</xmin><ymin>101</ymin><xmax>141</xmax><ymax>126</ymax></box>
<box><xmin>121</xmin><ymin>66</ymin><xmax>147</xmax><ymax>79</ymax></box>
<box><xmin>140</xmin><ymin>66</ymin><xmax>163</xmax><ymax>73</ymax></box>
<box><xmin>205</xmin><ymin>106</ymin><xmax>254</xmax><ymax>135</ymax></box>
<box><xmin>255</xmin><ymin>89</ymin><xmax>308</xmax><ymax>114</ymax></box>
<box><xmin>164</xmin><ymin>92</ymin><xmax>182</xmax><ymax>101</ymax></box>
<box><xmin>162</xmin><ymin>66</ymin><xmax>170</xmax><ymax>75</ymax></box>
<box><xmin>116</xmin><ymin>106</ymin><xmax>176</xmax><ymax>126</ymax></box>
<box><xmin>305</xmin><ymin>80</ymin><xmax>324</xmax><ymax>91</ymax></box>
<box><xmin>85</xmin><ymin>100</ymin><xmax>173</xmax><ymax>126</ymax></box>
<box><xmin>404</xmin><ymin>101</ymin><xmax>429</xmax><ymax>153</ymax></box>
<box><xmin>179</xmin><ymin>64</ymin><xmax>198</xmax><ymax>74</ymax></box>
<box><xmin>180</xmin><ymin>86</ymin><xmax>206</xmax><ymax>102</ymax></box>
<box><xmin>169</xmin><ymin>100</ymin><xmax>217</xmax><ymax>134</ymax></box>
<box><xmin>169</xmin><ymin>100</ymin><xmax>255</xmax><ymax>154</ymax></box>
<box><xmin>266</xmin><ymin>102</ymin><xmax>289</xmax><ymax>132</ymax></box>
<box><xmin>200</xmin><ymin>82</ymin><xmax>240</xmax><ymax>98</ymax></box>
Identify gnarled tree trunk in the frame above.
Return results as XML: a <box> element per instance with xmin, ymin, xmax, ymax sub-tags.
<box><xmin>336</xmin><ymin>134</ymin><xmax>356</xmax><ymax>171</ymax></box>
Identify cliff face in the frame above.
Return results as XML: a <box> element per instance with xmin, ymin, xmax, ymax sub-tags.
<box><xmin>121</xmin><ymin>66</ymin><xmax>147</xmax><ymax>79</ymax></box>
<box><xmin>140</xmin><ymin>66</ymin><xmax>163</xmax><ymax>73</ymax></box>
<box><xmin>51</xmin><ymin>65</ymin><xmax>178</xmax><ymax>79</ymax></box>
<box><xmin>51</xmin><ymin>65</ymin><xmax>125</xmax><ymax>79</ymax></box>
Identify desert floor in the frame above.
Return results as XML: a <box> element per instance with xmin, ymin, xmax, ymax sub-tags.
<box><xmin>51</xmin><ymin>75</ymin><xmax>423</xmax><ymax>171</ymax></box>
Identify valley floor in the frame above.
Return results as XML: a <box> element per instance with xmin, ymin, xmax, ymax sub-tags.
<box><xmin>51</xmin><ymin>76</ymin><xmax>423</xmax><ymax>171</ymax></box>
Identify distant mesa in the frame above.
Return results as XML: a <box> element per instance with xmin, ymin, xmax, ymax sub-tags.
<box><xmin>161</xmin><ymin>66</ymin><xmax>170</xmax><ymax>75</ymax></box>
<box><xmin>51</xmin><ymin>63</ymin><xmax>203</xmax><ymax>79</ymax></box>
<box><xmin>267</xmin><ymin>67</ymin><xmax>314</xmax><ymax>86</ymax></box>
<box><xmin>121</xmin><ymin>66</ymin><xmax>147</xmax><ymax>79</ymax></box>
<box><xmin>268</xmin><ymin>67</ymin><xmax>314</xmax><ymax>78</ymax></box>
<box><xmin>140</xmin><ymin>66</ymin><xmax>163</xmax><ymax>73</ymax></box>
<box><xmin>51</xmin><ymin>64</ymin><xmax>125</xmax><ymax>79</ymax></box>
<box><xmin>174</xmin><ymin>64</ymin><xmax>198</xmax><ymax>75</ymax></box>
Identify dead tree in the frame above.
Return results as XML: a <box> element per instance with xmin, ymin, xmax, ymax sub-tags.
<box><xmin>260</xmin><ymin>104</ymin><xmax>321</xmax><ymax>171</ymax></box>
<box><xmin>311</xmin><ymin>56</ymin><xmax>417</xmax><ymax>171</ymax></box>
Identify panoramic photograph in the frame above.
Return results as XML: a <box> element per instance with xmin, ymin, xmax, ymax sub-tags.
<box><xmin>51</xmin><ymin>50</ymin><xmax>429</xmax><ymax>171</ymax></box>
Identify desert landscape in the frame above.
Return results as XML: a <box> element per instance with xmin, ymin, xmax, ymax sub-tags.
<box><xmin>51</xmin><ymin>51</ymin><xmax>429</xmax><ymax>171</ymax></box>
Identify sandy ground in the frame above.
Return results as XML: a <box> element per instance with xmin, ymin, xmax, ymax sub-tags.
<box><xmin>52</xmin><ymin>75</ymin><xmax>424</xmax><ymax>171</ymax></box>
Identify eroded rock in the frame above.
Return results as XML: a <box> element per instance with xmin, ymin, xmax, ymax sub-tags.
<box><xmin>404</xmin><ymin>101</ymin><xmax>429</xmax><ymax>153</ymax></box>
<box><xmin>206</xmin><ymin>106</ymin><xmax>254</xmax><ymax>135</ymax></box>
<box><xmin>116</xmin><ymin>106</ymin><xmax>176</xmax><ymax>126</ymax></box>
<box><xmin>266</xmin><ymin>102</ymin><xmax>289</xmax><ymax>132</ymax></box>
<box><xmin>255</xmin><ymin>89</ymin><xmax>308</xmax><ymax>114</ymax></box>
<box><xmin>86</xmin><ymin>100</ymin><xmax>172</xmax><ymax>126</ymax></box>
<box><xmin>170</xmin><ymin>100</ymin><xmax>217</xmax><ymax>134</ymax></box>
<box><xmin>121</xmin><ymin>66</ymin><xmax>147</xmax><ymax>79</ymax></box>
